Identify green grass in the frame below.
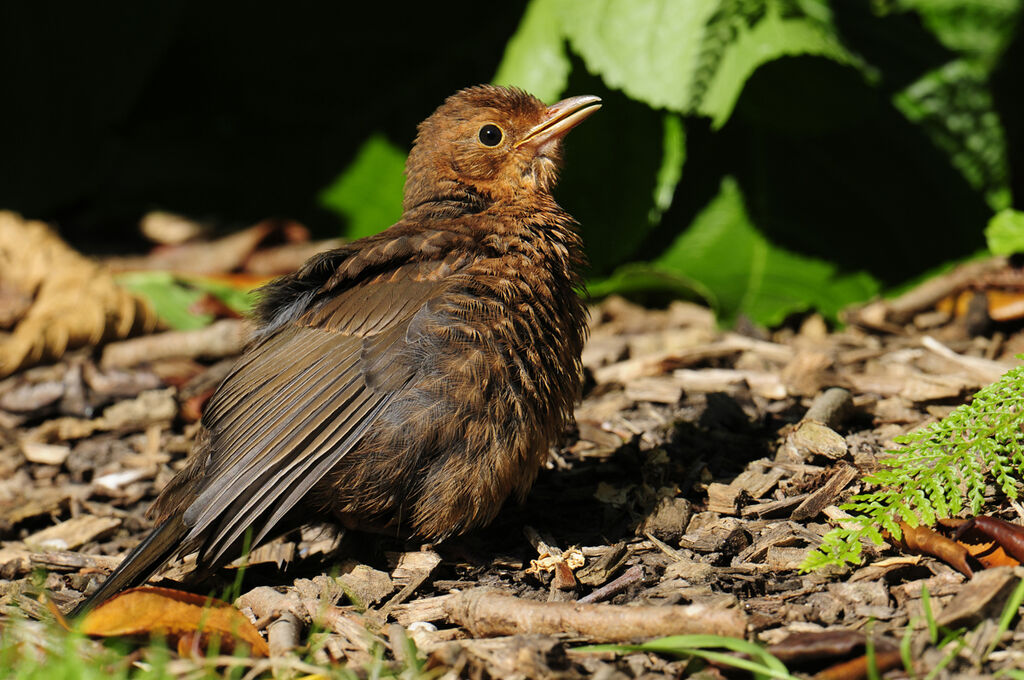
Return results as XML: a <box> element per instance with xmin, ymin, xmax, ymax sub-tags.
<box><xmin>0</xmin><ymin>606</ymin><xmax>438</xmax><ymax>680</ymax></box>
<box><xmin>0</xmin><ymin>620</ymin><xmax>173</xmax><ymax>680</ymax></box>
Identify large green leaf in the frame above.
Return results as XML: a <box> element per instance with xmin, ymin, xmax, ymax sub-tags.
<box><xmin>557</xmin><ymin>0</ymin><xmax>720</xmax><ymax>112</ymax></box>
<box><xmin>318</xmin><ymin>134</ymin><xmax>406</xmax><ymax>240</ymax></box>
<box><xmin>492</xmin><ymin>0</ymin><xmax>571</xmax><ymax>102</ymax></box>
<box><xmin>556</xmin><ymin>0</ymin><xmax>857</xmax><ymax>125</ymax></box>
<box><xmin>590</xmin><ymin>178</ymin><xmax>879</xmax><ymax>325</ymax></box>
<box><xmin>698</xmin><ymin>3</ymin><xmax>860</xmax><ymax>127</ymax></box>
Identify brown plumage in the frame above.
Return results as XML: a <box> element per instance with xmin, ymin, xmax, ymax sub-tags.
<box><xmin>70</xmin><ymin>85</ymin><xmax>599</xmax><ymax>616</ymax></box>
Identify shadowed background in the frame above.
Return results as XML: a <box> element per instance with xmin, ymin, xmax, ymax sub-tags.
<box><xmin>2</xmin><ymin>1</ymin><xmax>1022</xmax><ymax>324</ymax></box>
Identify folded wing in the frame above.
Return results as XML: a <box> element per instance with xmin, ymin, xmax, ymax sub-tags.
<box><xmin>176</xmin><ymin>262</ymin><xmax>460</xmax><ymax>563</ymax></box>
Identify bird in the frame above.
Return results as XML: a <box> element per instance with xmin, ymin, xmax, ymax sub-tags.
<box><xmin>70</xmin><ymin>85</ymin><xmax>600</xmax><ymax>616</ymax></box>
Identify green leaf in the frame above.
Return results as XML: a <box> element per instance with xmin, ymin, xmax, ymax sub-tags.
<box><xmin>985</xmin><ymin>209</ymin><xmax>1024</xmax><ymax>255</ymax></box>
<box><xmin>493</xmin><ymin>0</ymin><xmax>570</xmax><ymax>103</ymax></box>
<box><xmin>318</xmin><ymin>134</ymin><xmax>406</xmax><ymax>239</ymax></box>
<box><xmin>886</xmin><ymin>0</ymin><xmax>1023</xmax><ymax>71</ymax></box>
<box><xmin>557</xmin><ymin>0</ymin><xmax>720</xmax><ymax>112</ymax></box>
<box><xmin>181</xmin><ymin>276</ymin><xmax>259</xmax><ymax>315</ymax></box>
<box><xmin>586</xmin><ymin>263</ymin><xmax>711</xmax><ymax>302</ymax></box>
<box><xmin>894</xmin><ymin>59</ymin><xmax>1012</xmax><ymax>211</ymax></box>
<box><xmin>593</xmin><ymin>177</ymin><xmax>879</xmax><ymax>325</ymax></box>
<box><xmin>698</xmin><ymin>3</ymin><xmax>859</xmax><ymax>127</ymax></box>
<box><xmin>115</xmin><ymin>272</ymin><xmax>259</xmax><ymax>330</ymax></box>
<box><xmin>557</xmin><ymin>0</ymin><xmax>857</xmax><ymax>125</ymax></box>
<box><xmin>115</xmin><ymin>271</ymin><xmax>211</xmax><ymax>330</ymax></box>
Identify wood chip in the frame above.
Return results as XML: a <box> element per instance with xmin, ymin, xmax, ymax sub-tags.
<box><xmin>740</xmin><ymin>493</ymin><xmax>810</xmax><ymax>518</ymax></box>
<box><xmin>624</xmin><ymin>377</ymin><xmax>683</xmax><ymax>404</ymax></box>
<box><xmin>389</xmin><ymin>550</ymin><xmax>443</xmax><ymax>589</ymax></box>
<box><xmin>780</xmin><ymin>420</ymin><xmax>848</xmax><ymax>462</ymax></box>
<box><xmin>392</xmin><ymin>594</ymin><xmax>453</xmax><ymax>626</ymax></box>
<box><xmin>780</xmin><ymin>350</ymin><xmax>833</xmax><ymax>397</ymax></box>
<box><xmin>101</xmin><ymin>320</ymin><xmax>252</xmax><ymax>369</ymax></box>
<box><xmin>803</xmin><ymin>387</ymin><xmax>854</xmax><ymax>429</ymax></box>
<box><xmin>639</xmin><ymin>498</ymin><xmax>693</xmax><ymax>543</ymax></box>
<box><xmin>900</xmin><ymin>373</ymin><xmax>970</xmax><ymax>402</ymax></box>
<box><xmin>936</xmin><ymin>566</ymin><xmax>1024</xmax><ymax>629</ymax></box>
<box><xmin>790</xmin><ymin>465</ymin><xmax>860</xmax><ymax>521</ymax></box>
<box><xmin>921</xmin><ymin>335</ymin><xmax>1017</xmax><ymax>384</ymax></box>
<box><xmin>673</xmin><ymin>368</ymin><xmax>787</xmax><ymax>400</ymax></box>
<box><xmin>20</xmin><ymin>441</ymin><xmax>71</xmax><ymax>465</ymax></box>
<box><xmin>23</xmin><ymin>515</ymin><xmax>121</xmax><ymax>551</ymax></box>
<box><xmin>28</xmin><ymin>550</ymin><xmax>125</xmax><ymax>572</ymax></box>
<box><xmin>337</xmin><ymin>562</ymin><xmax>395</xmax><ymax>608</ymax></box>
<box><xmin>576</xmin><ymin>543</ymin><xmax>628</xmax><ymax>587</ymax></box>
<box><xmin>708</xmin><ymin>461</ymin><xmax>785</xmax><ymax>515</ymax></box>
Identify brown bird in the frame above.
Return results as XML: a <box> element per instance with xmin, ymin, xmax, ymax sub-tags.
<box><xmin>70</xmin><ymin>85</ymin><xmax>599</xmax><ymax>616</ymax></box>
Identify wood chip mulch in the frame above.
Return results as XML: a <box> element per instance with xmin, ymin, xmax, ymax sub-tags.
<box><xmin>4</xmin><ymin>284</ymin><xmax>1024</xmax><ymax>677</ymax></box>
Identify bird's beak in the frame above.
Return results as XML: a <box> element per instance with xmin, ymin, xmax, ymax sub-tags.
<box><xmin>516</xmin><ymin>95</ymin><xmax>602</xmax><ymax>150</ymax></box>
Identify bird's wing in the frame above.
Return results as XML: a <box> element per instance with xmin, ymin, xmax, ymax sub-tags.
<box><xmin>176</xmin><ymin>258</ymin><xmax>461</xmax><ymax>563</ymax></box>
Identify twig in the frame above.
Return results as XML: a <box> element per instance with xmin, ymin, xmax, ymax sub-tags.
<box><xmin>803</xmin><ymin>387</ymin><xmax>853</xmax><ymax>430</ymax></box>
<box><xmin>267</xmin><ymin>611</ymin><xmax>302</xmax><ymax>659</ymax></box>
<box><xmin>444</xmin><ymin>588</ymin><xmax>747</xmax><ymax>641</ymax></box>
<box><xmin>921</xmin><ymin>335</ymin><xmax>1015</xmax><ymax>384</ymax></box>
<box><xmin>101</xmin><ymin>319</ymin><xmax>251</xmax><ymax>368</ymax></box>
<box><xmin>577</xmin><ymin>565</ymin><xmax>643</xmax><ymax>604</ymax></box>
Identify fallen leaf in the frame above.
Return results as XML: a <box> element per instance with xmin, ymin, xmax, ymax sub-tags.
<box><xmin>891</xmin><ymin>522</ymin><xmax>973</xmax><ymax>577</ymax></box>
<box><xmin>953</xmin><ymin>516</ymin><xmax>1024</xmax><ymax>567</ymax></box>
<box><xmin>77</xmin><ymin>586</ymin><xmax>269</xmax><ymax>657</ymax></box>
<box><xmin>0</xmin><ymin>212</ymin><xmax>159</xmax><ymax>377</ymax></box>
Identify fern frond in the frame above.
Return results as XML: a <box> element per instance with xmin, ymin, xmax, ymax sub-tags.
<box><xmin>803</xmin><ymin>360</ymin><xmax>1024</xmax><ymax>571</ymax></box>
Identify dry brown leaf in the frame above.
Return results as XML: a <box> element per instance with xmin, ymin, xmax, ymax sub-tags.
<box><xmin>77</xmin><ymin>586</ymin><xmax>269</xmax><ymax>656</ymax></box>
<box><xmin>892</xmin><ymin>522</ymin><xmax>973</xmax><ymax>577</ymax></box>
<box><xmin>0</xmin><ymin>212</ymin><xmax>159</xmax><ymax>377</ymax></box>
<box><xmin>769</xmin><ymin>629</ymin><xmax>871</xmax><ymax>662</ymax></box>
<box><xmin>814</xmin><ymin>649</ymin><xmax>903</xmax><ymax>680</ymax></box>
<box><xmin>950</xmin><ymin>516</ymin><xmax>1024</xmax><ymax>568</ymax></box>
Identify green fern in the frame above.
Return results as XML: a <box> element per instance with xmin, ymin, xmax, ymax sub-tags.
<box><xmin>802</xmin><ymin>361</ymin><xmax>1024</xmax><ymax>571</ymax></box>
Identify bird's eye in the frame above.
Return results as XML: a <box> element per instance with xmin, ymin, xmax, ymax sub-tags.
<box><xmin>478</xmin><ymin>124</ymin><xmax>503</xmax><ymax>147</ymax></box>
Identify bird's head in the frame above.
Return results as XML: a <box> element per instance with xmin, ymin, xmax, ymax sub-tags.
<box><xmin>402</xmin><ymin>85</ymin><xmax>600</xmax><ymax>210</ymax></box>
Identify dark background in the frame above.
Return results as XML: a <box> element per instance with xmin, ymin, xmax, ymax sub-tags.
<box><xmin>0</xmin><ymin>2</ymin><xmax>526</xmax><ymax>251</ymax></box>
<box><xmin>1</xmin><ymin>2</ymin><xmax>1021</xmax><ymax>285</ymax></box>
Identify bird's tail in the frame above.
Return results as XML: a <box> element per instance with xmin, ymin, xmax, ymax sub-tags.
<box><xmin>68</xmin><ymin>514</ymin><xmax>188</xmax><ymax>618</ymax></box>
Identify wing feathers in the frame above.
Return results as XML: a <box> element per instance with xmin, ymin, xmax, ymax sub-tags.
<box><xmin>173</xmin><ymin>258</ymin><xmax>467</xmax><ymax>568</ymax></box>
<box><xmin>184</xmin><ymin>330</ymin><xmax>362</xmax><ymax>529</ymax></box>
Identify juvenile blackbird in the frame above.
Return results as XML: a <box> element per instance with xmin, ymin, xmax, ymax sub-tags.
<box><xmin>70</xmin><ymin>85</ymin><xmax>599</xmax><ymax>616</ymax></box>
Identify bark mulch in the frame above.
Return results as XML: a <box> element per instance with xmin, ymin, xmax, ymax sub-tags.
<box><xmin>4</xmin><ymin>255</ymin><xmax>1024</xmax><ymax>677</ymax></box>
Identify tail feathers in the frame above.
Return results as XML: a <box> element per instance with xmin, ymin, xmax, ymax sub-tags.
<box><xmin>68</xmin><ymin>514</ymin><xmax>188</xmax><ymax>618</ymax></box>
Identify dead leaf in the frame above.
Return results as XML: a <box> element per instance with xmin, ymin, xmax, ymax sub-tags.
<box><xmin>892</xmin><ymin>522</ymin><xmax>973</xmax><ymax>577</ymax></box>
<box><xmin>769</xmin><ymin>629</ymin><xmax>880</xmax><ymax>661</ymax></box>
<box><xmin>952</xmin><ymin>516</ymin><xmax>1024</xmax><ymax>567</ymax></box>
<box><xmin>0</xmin><ymin>212</ymin><xmax>158</xmax><ymax>377</ymax></box>
<box><xmin>77</xmin><ymin>586</ymin><xmax>269</xmax><ymax>657</ymax></box>
<box><xmin>814</xmin><ymin>649</ymin><xmax>903</xmax><ymax>680</ymax></box>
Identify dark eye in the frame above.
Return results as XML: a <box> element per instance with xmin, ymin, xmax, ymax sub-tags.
<box><xmin>478</xmin><ymin>124</ymin><xmax>503</xmax><ymax>146</ymax></box>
